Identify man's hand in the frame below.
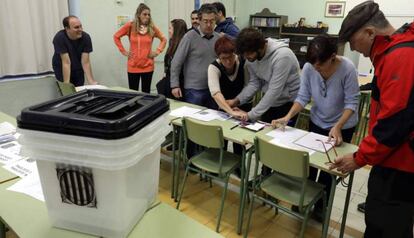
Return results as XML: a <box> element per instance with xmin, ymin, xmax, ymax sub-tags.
<box><xmin>230</xmin><ymin>109</ymin><xmax>247</xmax><ymax>121</ymax></box>
<box><xmin>329</xmin><ymin>153</ymin><xmax>360</xmax><ymax>174</ymax></box>
<box><xmin>329</xmin><ymin>126</ymin><xmax>343</xmax><ymax>145</ymax></box>
<box><xmin>271</xmin><ymin>116</ymin><xmax>289</xmax><ymax>131</ymax></box>
<box><xmin>172</xmin><ymin>88</ymin><xmax>182</xmax><ymax>98</ymax></box>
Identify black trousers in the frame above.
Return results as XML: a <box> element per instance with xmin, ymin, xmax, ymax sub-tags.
<box><xmin>364</xmin><ymin>166</ymin><xmax>414</xmax><ymax>238</ymax></box>
<box><xmin>127</xmin><ymin>72</ymin><xmax>153</xmax><ymax>93</ymax></box>
<box><xmin>308</xmin><ymin>120</ymin><xmax>355</xmax><ymax>210</ymax></box>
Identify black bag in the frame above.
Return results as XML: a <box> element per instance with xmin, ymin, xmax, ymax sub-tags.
<box><xmin>156</xmin><ymin>76</ymin><xmax>173</xmax><ymax>99</ymax></box>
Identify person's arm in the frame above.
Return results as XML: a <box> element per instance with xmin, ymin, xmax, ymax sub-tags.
<box><xmin>148</xmin><ymin>26</ymin><xmax>167</xmax><ymax>59</ymax></box>
<box><xmin>247</xmin><ymin>53</ymin><xmax>297</xmax><ymax>120</ymax></box>
<box><xmin>60</xmin><ymin>53</ymin><xmax>71</xmax><ymax>84</ymax></box>
<box><xmin>170</xmin><ymin>33</ymin><xmax>191</xmax><ymax>98</ymax></box>
<box><xmin>81</xmin><ymin>53</ymin><xmax>97</xmax><ymax>85</ymax></box>
<box><xmin>329</xmin><ymin>66</ymin><xmax>360</xmax><ymax>144</ymax></box>
<box><xmin>234</xmin><ymin>63</ymin><xmax>261</xmax><ymax>106</ymax></box>
<box><xmin>113</xmin><ymin>22</ymin><xmax>130</xmax><ymax>57</ymax></box>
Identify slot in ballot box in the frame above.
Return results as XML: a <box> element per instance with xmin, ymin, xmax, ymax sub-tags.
<box><xmin>16</xmin><ymin>90</ymin><xmax>170</xmax><ymax>238</ymax></box>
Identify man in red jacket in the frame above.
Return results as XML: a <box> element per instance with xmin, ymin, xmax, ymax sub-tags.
<box><xmin>331</xmin><ymin>1</ymin><xmax>414</xmax><ymax>237</ymax></box>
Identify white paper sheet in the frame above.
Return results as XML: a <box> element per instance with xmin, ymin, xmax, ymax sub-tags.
<box><xmin>3</xmin><ymin>157</ymin><xmax>37</xmax><ymax>177</ymax></box>
<box><xmin>242</xmin><ymin>122</ymin><xmax>266</xmax><ymax>131</ymax></box>
<box><xmin>7</xmin><ymin>172</ymin><xmax>44</xmax><ymax>202</ymax></box>
<box><xmin>0</xmin><ymin>141</ymin><xmax>23</xmax><ymax>165</ymax></box>
<box><xmin>266</xmin><ymin>126</ymin><xmax>308</xmax><ymax>141</ymax></box>
<box><xmin>0</xmin><ymin>122</ymin><xmax>17</xmax><ymax>144</ymax></box>
<box><xmin>188</xmin><ymin>109</ymin><xmax>232</xmax><ymax>122</ymax></box>
<box><xmin>169</xmin><ymin>106</ymin><xmax>202</xmax><ymax>117</ymax></box>
<box><xmin>269</xmin><ymin>138</ymin><xmax>315</xmax><ymax>155</ymax></box>
<box><xmin>293</xmin><ymin>132</ymin><xmax>334</xmax><ymax>153</ymax></box>
<box><xmin>75</xmin><ymin>84</ymin><xmax>108</xmax><ymax>91</ymax></box>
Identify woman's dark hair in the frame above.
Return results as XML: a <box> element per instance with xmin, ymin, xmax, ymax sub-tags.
<box><xmin>167</xmin><ymin>19</ymin><xmax>188</xmax><ymax>57</ymax></box>
<box><xmin>306</xmin><ymin>34</ymin><xmax>338</xmax><ymax>64</ymax></box>
<box><xmin>235</xmin><ymin>27</ymin><xmax>266</xmax><ymax>54</ymax></box>
<box><xmin>214</xmin><ymin>36</ymin><xmax>235</xmax><ymax>56</ymax></box>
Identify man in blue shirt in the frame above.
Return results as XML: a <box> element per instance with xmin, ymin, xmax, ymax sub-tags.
<box><xmin>211</xmin><ymin>2</ymin><xmax>239</xmax><ymax>38</ymax></box>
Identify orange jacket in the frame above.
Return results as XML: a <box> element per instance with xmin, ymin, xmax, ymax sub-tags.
<box><xmin>114</xmin><ymin>21</ymin><xmax>166</xmax><ymax>73</ymax></box>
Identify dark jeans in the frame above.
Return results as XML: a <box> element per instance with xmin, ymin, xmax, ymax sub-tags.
<box><xmin>308</xmin><ymin>120</ymin><xmax>355</xmax><ymax>211</ymax></box>
<box><xmin>127</xmin><ymin>72</ymin><xmax>153</xmax><ymax>93</ymax></box>
<box><xmin>184</xmin><ymin>88</ymin><xmax>217</xmax><ymax>109</ymax></box>
<box><xmin>365</xmin><ymin>166</ymin><xmax>414</xmax><ymax>238</ymax></box>
<box><xmin>260</xmin><ymin>102</ymin><xmax>297</xmax><ymax>176</ymax></box>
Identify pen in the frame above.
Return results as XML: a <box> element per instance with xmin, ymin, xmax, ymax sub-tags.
<box><xmin>230</xmin><ymin>124</ymin><xmax>238</xmax><ymax>130</ymax></box>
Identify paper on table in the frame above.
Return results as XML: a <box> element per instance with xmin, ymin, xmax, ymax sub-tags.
<box><xmin>7</xmin><ymin>172</ymin><xmax>44</xmax><ymax>202</ymax></box>
<box><xmin>3</xmin><ymin>157</ymin><xmax>37</xmax><ymax>177</ymax></box>
<box><xmin>242</xmin><ymin>122</ymin><xmax>265</xmax><ymax>131</ymax></box>
<box><xmin>266</xmin><ymin>126</ymin><xmax>308</xmax><ymax>141</ymax></box>
<box><xmin>75</xmin><ymin>84</ymin><xmax>108</xmax><ymax>91</ymax></box>
<box><xmin>188</xmin><ymin>109</ymin><xmax>231</xmax><ymax>122</ymax></box>
<box><xmin>0</xmin><ymin>122</ymin><xmax>16</xmax><ymax>136</ymax></box>
<box><xmin>293</xmin><ymin>132</ymin><xmax>333</xmax><ymax>153</ymax></box>
<box><xmin>0</xmin><ymin>141</ymin><xmax>23</xmax><ymax>165</ymax></box>
<box><xmin>169</xmin><ymin>106</ymin><xmax>202</xmax><ymax>117</ymax></box>
<box><xmin>269</xmin><ymin>138</ymin><xmax>315</xmax><ymax>155</ymax></box>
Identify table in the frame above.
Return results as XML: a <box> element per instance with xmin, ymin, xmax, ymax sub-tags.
<box><xmin>0</xmin><ymin>179</ymin><xmax>223</xmax><ymax>238</ymax></box>
<box><xmin>0</xmin><ymin>112</ymin><xmax>19</xmax><ymax>184</ymax></box>
<box><xmin>242</xmin><ymin>128</ymin><xmax>358</xmax><ymax>238</ymax></box>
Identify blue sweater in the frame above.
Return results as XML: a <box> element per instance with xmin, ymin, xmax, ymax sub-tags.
<box><xmin>214</xmin><ymin>18</ymin><xmax>239</xmax><ymax>38</ymax></box>
<box><xmin>295</xmin><ymin>57</ymin><xmax>360</xmax><ymax>129</ymax></box>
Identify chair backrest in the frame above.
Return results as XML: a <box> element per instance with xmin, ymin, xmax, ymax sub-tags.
<box><xmin>0</xmin><ymin>76</ymin><xmax>61</xmax><ymax>117</ymax></box>
<box><xmin>182</xmin><ymin>117</ymin><xmax>224</xmax><ymax>149</ymax></box>
<box><xmin>255</xmin><ymin>136</ymin><xmax>309</xmax><ymax>178</ymax></box>
<box><xmin>56</xmin><ymin>81</ymin><xmax>77</xmax><ymax>96</ymax></box>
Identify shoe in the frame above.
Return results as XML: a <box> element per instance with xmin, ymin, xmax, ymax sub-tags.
<box><xmin>291</xmin><ymin>205</ymin><xmax>299</xmax><ymax>213</ymax></box>
<box><xmin>311</xmin><ymin>208</ymin><xmax>324</xmax><ymax>223</ymax></box>
<box><xmin>357</xmin><ymin>202</ymin><xmax>365</xmax><ymax>213</ymax></box>
<box><xmin>233</xmin><ymin>167</ymin><xmax>242</xmax><ymax>179</ymax></box>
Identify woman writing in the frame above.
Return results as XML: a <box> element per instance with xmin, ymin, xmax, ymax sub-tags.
<box><xmin>114</xmin><ymin>3</ymin><xmax>167</xmax><ymax>93</ymax></box>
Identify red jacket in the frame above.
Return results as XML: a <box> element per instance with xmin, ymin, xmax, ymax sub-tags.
<box><xmin>354</xmin><ymin>22</ymin><xmax>414</xmax><ymax>173</ymax></box>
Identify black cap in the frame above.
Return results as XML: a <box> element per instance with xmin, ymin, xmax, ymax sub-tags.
<box><xmin>338</xmin><ymin>1</ymin><xmax>381</xmax><ymax>43</ymax></box>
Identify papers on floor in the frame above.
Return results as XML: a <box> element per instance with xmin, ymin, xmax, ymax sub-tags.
<box><xmin>7</xmin><ymin>172</ymin><xmax>44</xmax><ymax>202</ymax></box>
<box><xmin>293</xmin><ymin>132</ymin><xmax>333</xmax><ymax>153</ymax></box>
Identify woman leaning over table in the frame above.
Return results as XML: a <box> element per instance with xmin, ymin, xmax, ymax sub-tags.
<box><xmin>207</xmin><ymin>35</ymin><xmax>251</xmax><ymax>118</ymax></box>
<box><xmin>207</xmin><ymin>36</ymin><xmax>252</xmax><ymax>160</ymax></box>
<box><xmin>114</xmin><ymin>3</ymin><xmax>167</xmax><ymax>93</ymax></box>
<box><xmin>272</xmin><ymin>34</ymin><xmax>360</xmax><ymax>221</ymax></box>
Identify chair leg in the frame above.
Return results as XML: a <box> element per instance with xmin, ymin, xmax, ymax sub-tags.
<box><xmin>176</xmin><ymin>165</ymin><xmax>190</xmax><ymax>209</ymax></box>
<box><xmin>0</xmin><ymin>221</ymin><xmax>5</xmax><ymax>238</ymax></box>
<box><xmin>216</xmin><ymin>176</ymin><xmax>230</xmax><ymax>233</ymax></box>
<box><xmin>299</xmin><ymin>206</ymin><xmax>311</xmax><ymax>238</ymax></box>
<box><xmin>244</xmin><ymin>193</ymin><xmax>256</xmax><ymax>238</ymax></box>
<box><xmin>209</xmin><ymin>177</ymin><xmax>213</xmax><ymax>188</ymax></box>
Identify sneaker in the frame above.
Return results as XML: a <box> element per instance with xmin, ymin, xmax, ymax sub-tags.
<box><xmin>357</xmin><ymin>202</ymin><xmax>365</xmax><ymax>213</ymax></box>
<box><xmin>291</xmin><ymin>205</ymin><xmax>299</xmax><ymax>213</ymax></box>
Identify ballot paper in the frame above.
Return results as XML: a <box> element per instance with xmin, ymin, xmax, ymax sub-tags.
<box><xmin>0</xmin><ymin>141</ymin><xmax>23</xmax><ymax>165</ymax></box>
<box><xmin>269</xmin><ymin>138</ymin><xmax>315</xmax><ymax>155</ymax></box>
<box><xmin>75</xmin><ymin>84</ymin><xmax>108</xmax><ymax>91</ymax></box>
<box><xmin>7</xmin><ymin>172</ymin><xmax>44</xmax><ymax>202</ymax></box>
<box><xmin>266</xmin><ymin>126</ymin><xmax>308</xmax><ymax>141</ymax></box>
<box><xmin>293</xmin><ymin>132</ymin><xmax>334</xmax><ymax>153</ymax></box>
<box><xmin>0</xmin><ymin>122</ymin><xmax>16</xmax><ymax>144</ymax></box>
<box><xmin>169</xmin><ymin>106</ymin><xmax>202</xmax><ymax>117</ymax></box>
<box><xmin>3</xmin><ymin>157</ymin><xmax>37</xmax><ymax>177</ymax></box>
<box><xmin>241</xmin><ymin>122</ymin><xmax>266</xmax><ymax>131</ymax></box>
<box><xmin>188</xmin><ymin>109</ymin><xmax>231</xmax><ymax>122</ymax></box>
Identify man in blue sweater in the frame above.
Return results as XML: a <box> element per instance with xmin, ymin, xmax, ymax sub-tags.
<box><xmin>212</xmin><ymin>2</ymin><xmax>239</xmax><ymax>39</ymax></box>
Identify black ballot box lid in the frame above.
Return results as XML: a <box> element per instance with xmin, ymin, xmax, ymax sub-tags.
<box><xmin>17</xmin><ymin>89</ymin><xmax>170</xmax><ymax>139</ymax></box>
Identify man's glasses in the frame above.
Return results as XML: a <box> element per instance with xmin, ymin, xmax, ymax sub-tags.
<box><xmin>316</xmin><ymin>139</ymin><xmax>337</xmax><ymax>165</ymax></box>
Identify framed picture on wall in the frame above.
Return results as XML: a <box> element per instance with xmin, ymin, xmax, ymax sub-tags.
<box><xmin>325</xmin><ymin>1</ymin><xmax>346</xmax><ymax>18</ymax></box>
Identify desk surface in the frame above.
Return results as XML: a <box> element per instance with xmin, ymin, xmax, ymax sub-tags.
<box><xmin>0</xmin><ymin>179</ymin><xmax>223</xmax><ymax>238</ymax></box>
<box><xmin>0</xmin><ymin>112</ymin><xmax>19</xmax><ymax>184</ymax></box>
<box><xmin>168</xmin><ymin>100</ymin><xmax>358</xmax><ymax>177</ymax></box>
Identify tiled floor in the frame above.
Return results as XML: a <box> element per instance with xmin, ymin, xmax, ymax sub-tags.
<box><xmin>5</xmin><ymin>152</ymin><xmax>369</xmax><ymax>238</ymax></box>
<box><xmin>158</xmin><ymin>152</ymin><xmax>368</xmax><ymax>238</ymax></box>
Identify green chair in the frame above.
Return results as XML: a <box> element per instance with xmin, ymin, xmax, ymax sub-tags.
<box><xmin>56</xmin><ymin>81</ymin><xmax>77</xmax><ymax>96</ymax></box>
<box><xmin>176</xmin><ymin>117</ymin><xmax>241</xmax><ymax>232</ymax></box>
<box><xmin>244</xmin><ymin>136</ymin><xmax>327</xmax><ymax>238</ymax></box>
<box><xmin>353</xmin><ymin>91</ymin><xmax>371</xmax><ymax>145</ymax></box>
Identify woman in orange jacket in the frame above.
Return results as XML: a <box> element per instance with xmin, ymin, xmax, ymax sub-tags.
<box><xmin>114</xmin><ymin>3</ymin><xmax>167</xmax><ymax>93</ymax></box>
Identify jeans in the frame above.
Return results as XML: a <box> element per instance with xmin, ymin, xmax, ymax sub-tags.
<box><xmin>184</xmin><ymin>88</ymin><xmax>217</xmax><ymax>109</ymax></box>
